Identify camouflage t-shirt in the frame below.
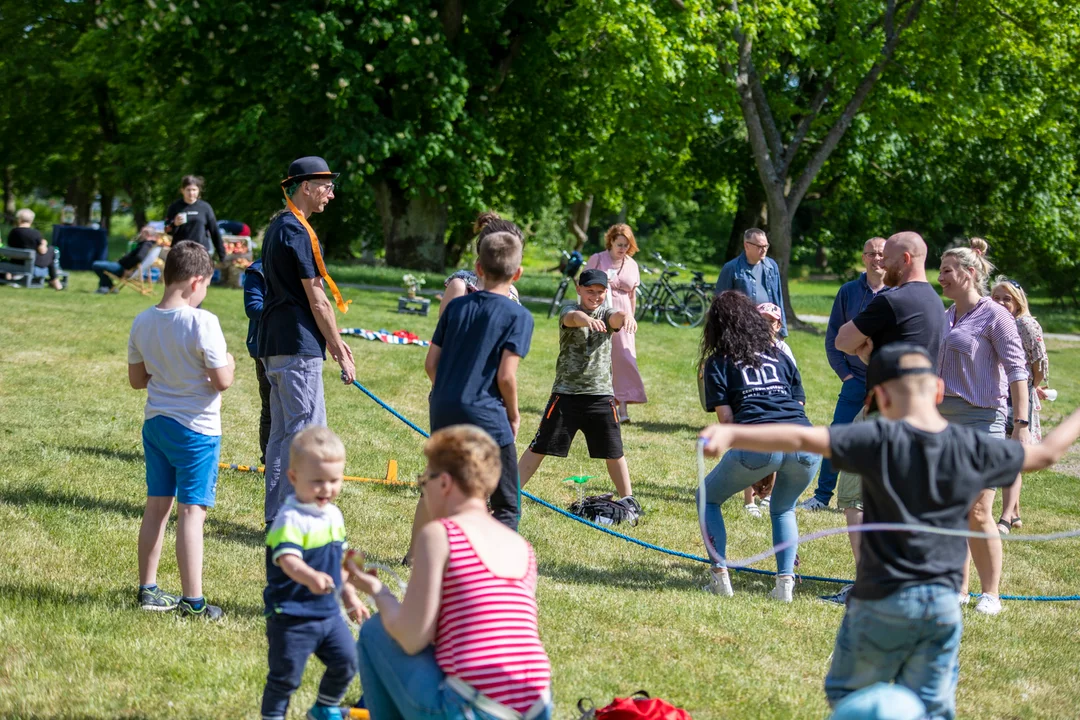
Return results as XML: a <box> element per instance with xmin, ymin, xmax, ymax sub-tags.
<box><xmin>553</xmin><ymin>304</ymin><xmax>619</xmax><ymax>395</ymax></box>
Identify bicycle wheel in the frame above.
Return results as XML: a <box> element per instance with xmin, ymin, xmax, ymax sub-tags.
<box><xmin>665</xmin><ymin>287</ymin><xmax>708</xmax><ymax>328</ymax></box>
<box><xmin>634</xmin><ymin>285</ymin><xmax>648</xmax><ymax>321</ymax></box>
<box><xmin>548</xmin><ymin>279</ymin><xmax>569</xmax><ymax>318</ymax></box>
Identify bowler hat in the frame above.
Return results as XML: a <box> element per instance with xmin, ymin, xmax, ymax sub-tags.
<box><xmin>281</xmin><ymin>156</ymin><xmax>339</xmax><ymax>188</ymax></box>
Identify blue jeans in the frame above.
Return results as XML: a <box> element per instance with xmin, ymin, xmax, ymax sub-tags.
<box><xmin>825</xmin><ymin>584</ymin><xmax>963</xmax><ymax>720</ymax></box>
<box><xmin>699</xmin><ymin>448</ymin><xmax>821</xmax><ymax>575</ymax></box>
<box><xmin>357</xmin><ymin>615</ymin><xmax>552</xmax><ymax>720</ymax></box>
<box><xmin>262</xmin><ymin>613</ymin><xmax>357</xmax><ymax>720</ymax></box>
<box><xmin>813</xmin><ymin>378</ymin><xmax>866</xmax><ymax>504</ymax></box>
<box><xmin>92</xmin><ymin>260</ymin><xmax>123</xmax><ymax>288</ymax></box>
<box><xmin>263</xmin><ymin>355</ymin><xmax>326</xmax><ymax>522</ymax></box>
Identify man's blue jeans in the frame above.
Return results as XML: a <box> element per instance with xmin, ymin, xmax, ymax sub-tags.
<box><xmin>813</xmin><ymin>378</ymin><xmax>866</xmax><ymax>505</ymax></box>
<box><xmin>699</xmin><ymin>448</ymin><xmax>821</xmax><ymax>575</ymax></box>
<box><xmin>263</xmin><ymin>355</ymin><xmax>326</xmax><ymax>522</ymax></box>
<box><xmin>825</xmin><ymin>584</ymin><xmax>963</xmax><ymax>720</ymax></box>
<box><xmin>92</xmin><ymin>260</ymin><xmax>123</xmax><ymax>289</ymax></box>
<box><xmin>357</xmin><ymin>615</ymin><xmax>553</xmax><ymax>720</ymax></box>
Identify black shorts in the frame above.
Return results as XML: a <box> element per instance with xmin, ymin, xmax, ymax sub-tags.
<box><xmin>529</xmin><ymin>394</ymin><xmax>623</xmax><ymax>459</ymax></box>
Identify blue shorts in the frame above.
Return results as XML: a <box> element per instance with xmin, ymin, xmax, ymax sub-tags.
<box><xmin>142</xmin><ymin>415</ymin><xmax>221</xmax><ymax>506</ymax></box>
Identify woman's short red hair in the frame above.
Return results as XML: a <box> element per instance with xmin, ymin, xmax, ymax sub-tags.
<box><xmin>604</xmin><ymin>224</ymin><xmax>638</xmax><ymax>257</ymax></box>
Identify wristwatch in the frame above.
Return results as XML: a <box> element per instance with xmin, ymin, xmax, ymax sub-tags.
<box><xmin>1014</xmin><ymin>419</ymin><xmax>1030</xmax><ymax>427</ymax></box>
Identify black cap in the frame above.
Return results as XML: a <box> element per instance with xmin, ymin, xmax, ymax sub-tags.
<box><xmin>281</xmin><ymin>156</ymin><xmax>339</xmax><ymax>188</ymax></box>
<box><xmin>577</xmin><ymin>268</ymin><xmax>609</xmax><ymax>288</ymax></box>
<box><xmin>865</xmin><ymin>343</ymin><xmax>936</xmax><ymax>392</ymax></box>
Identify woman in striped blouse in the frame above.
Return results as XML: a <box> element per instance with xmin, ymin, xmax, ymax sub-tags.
<box><xmin>936</xmin><ymin>238</ymin><xmax>1029</xmax><ymax>617</ymax></box>
<box><xmin>349</xmin><ymin>425</ymin><xmax>552</xmax><ymax>720</ymax></box>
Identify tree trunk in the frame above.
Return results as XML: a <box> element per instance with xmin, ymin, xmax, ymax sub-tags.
<box><xmin>568</xmin><ymin>195</ymin><xmax>593</xmax><ymax>252</ymax></box>
<box><xmin>100</xmin><ymin>192</ymin><xmax>113</xmax><ymax>232</ymax></box>
<box><xmin>374</xmin><ymin>179</ymin><xmax>448</xmax><ymax>271</ymax></box>
<box><xmin>727</xmin><ymin>171</ymin><xmax>768</xmax><ymax>261</ymax></box>
<box><xmin>444</xmin><ymin>220</ymin><xmax>474</xmax><ymax>268</ymax></box>
<box><xmin>3</xmin><ymin>166</ymin><xmax>15</xmax><ymax>225</ymax></box>
<box><xmin>65</xmin><ymin>179</ymin><xmax>92</xmax><ymax>226</ymax></box>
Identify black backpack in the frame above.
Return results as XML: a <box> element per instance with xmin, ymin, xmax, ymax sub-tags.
<box><xmin>569</xmin><ymin>493</ymin><xmax>640</xmax><ymax>527</ymax></box>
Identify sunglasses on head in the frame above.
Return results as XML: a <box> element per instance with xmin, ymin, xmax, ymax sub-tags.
<box><xmin>1007</xmin><ymin>279</ymin><xmax>1022</xmax><ymax>290</ymax></box>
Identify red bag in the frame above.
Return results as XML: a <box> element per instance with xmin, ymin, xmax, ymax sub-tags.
<box><xmin>579</xmin><ymin>692</ymin><xmax>693</xmax><ymax>720</ymax></box>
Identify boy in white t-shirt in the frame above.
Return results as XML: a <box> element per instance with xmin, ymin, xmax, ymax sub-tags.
<box><xmin>128</xmin><ymin>241</ymin><xmax>235</xmax><ymax>619</ymax></box>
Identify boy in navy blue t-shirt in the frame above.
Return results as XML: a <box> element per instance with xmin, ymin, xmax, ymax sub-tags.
<box><xmin>420</xmin><ymin>231</ymin><xmax>533</xmax><ymax>534</ymax></box>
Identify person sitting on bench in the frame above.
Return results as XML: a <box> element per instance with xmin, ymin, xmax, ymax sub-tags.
<box><xmin>5</xmin><ymin>208</ymin><xmax>63</xmax><ymax>290</ymax></box>
<box><xmin>92</xmin><ymin>225</ymin><xmax>162</xmax><ymax>293</ymax></box>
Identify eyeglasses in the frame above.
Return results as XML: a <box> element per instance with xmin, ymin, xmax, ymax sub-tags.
<box><xmin>309</xmin><ymin>181</ymin><xmax>335</xmax><ymax>193</ymax></box>
<box><xmin>746</xmin><ymin>241</ymin><xmax>769</xmax><ymax>250</ymax></box>
<box><xmin>416</xmin><ymin>470</ymin><xmax>440</xmax><ymax>494</ymax></box>
<box><xmin>863</xmin><ymin>251</ymin><xmax>885</xmax><ymax>259</ymax></box>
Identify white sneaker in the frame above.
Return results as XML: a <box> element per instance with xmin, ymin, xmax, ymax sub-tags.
<box><xmin>820</xmin><ymin>584</ymin><xmax>853</xmax><ymax>605</ymax></box>
<box><xmin>744</xmin><ymin>503</ymin><xmax>762</xmax><ymax>518</ymax></box>
<box><xmin>703</xmin><ymin>568</ymin><xmax>734</xmax><ymax>597</ymax></box>
<box><xmin>958</xmin><ymin>593</ymin><xmax>970</xmax><ymax>606</ymax></box>
<box><xmin>975</xmin><ymin>594</ymin><xmax>1004</xmax><ymax>615</ymax></box>
<box><xmin>798</xmin><ymin>497</ymin><xmax>829</xmax><ymax>511</ymax></box>
<box><xmin>759</xmin><ymin>496</ymin><xmax>771</xmax><ymax>509</ymax></box>
<box><xmin>769</xmin><ymin>575</ymin><xmax>795</xmax><ymax>602</ymax></box>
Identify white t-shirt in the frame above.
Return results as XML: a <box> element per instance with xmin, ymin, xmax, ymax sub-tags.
<box><xmin>775</xmin><ymin>339</ymin><xmax>796</xmax><ymax>367</ymax></box>
<box><xmin>127</xmin><ymin>305</ymin><xmax>229</xmax><ymax>436</ymax></box>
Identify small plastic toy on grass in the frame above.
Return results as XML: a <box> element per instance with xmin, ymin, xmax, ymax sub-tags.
<box><xmin>564</xmin><ymin>474</ymin><xmax>596</xmax><ymax>507</ymax></box>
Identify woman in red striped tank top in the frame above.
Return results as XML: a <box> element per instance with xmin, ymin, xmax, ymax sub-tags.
<box><xmin>349</xmin><ymin>425</ymin><xmax>552</xmax><ymax>720</ymax></box>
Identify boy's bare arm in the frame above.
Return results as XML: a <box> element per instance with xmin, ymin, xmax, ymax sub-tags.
<box><xmin>278</xmin><ymin>554</ymin><xmax>336</xmax><ymax>594</ymax></box>
<box><xmin>563</xmin><ymin>310</ymin><xmax>606</xmax><ymax>332</ymax></box>
<box><xmin>607</xmin><ymin>310</ymin><xmax>637</xmax><ymax>334</ymax></box>
<box><xmin>128</xmin><ymin>362</ymin><xmax>151</xmax><ymax>389</ymax></box>
<box><xmin>206</xmin><ymin>353</ymin><xmax>236</xmax><ymax>392</ymax></box>
<box><xmin>699</xmin><ymin>423</ymin><xmax>832</xmax><ymax>458</ymax></box>
<box><xmin>425</xmin><ymin>344</ymin><xmax>442</xmax><ymax>384</ymax></box>
<box><xmin>497</xmin><ymin>350</ymin><xmax>522</xmax><ymax>438</ymax></box>
<box><xmin>1022</xmin><ymin>406</ymin><xmax>1080</xmax><ymax>472</ymax></box>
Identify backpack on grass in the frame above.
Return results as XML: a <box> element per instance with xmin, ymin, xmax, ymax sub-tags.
<box><xmin>577</xmin><ymin>692</ymin><xmax>692</xmax><ymax>720</ymax></box>
<box><xmin>568</xmin><ymin>493</ymin><xmax>640</xmax><ymax>527</ymax></box>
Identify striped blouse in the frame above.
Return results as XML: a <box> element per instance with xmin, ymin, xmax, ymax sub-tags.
<box><xmin>435</xmin><ymin>519</ymin><xmax>551</xmax><ymax>713</ymax></box>
<box><xmin>938</xmin><ymin>297</ymin><xmax>1028</xmax><ymax>410</ymax></box>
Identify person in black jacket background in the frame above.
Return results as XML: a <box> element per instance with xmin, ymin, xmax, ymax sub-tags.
<box><xmin>91</xmin><ymin>225</ymin><xmax>162</xmax><ymax>292</ymax></box>
<box><xmin>165</xmin><ymin>175</ymin><xmax>225</xmax><ymax>261</ymax></box>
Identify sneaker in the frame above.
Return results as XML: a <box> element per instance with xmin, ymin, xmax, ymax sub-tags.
<box><xmin>769</xmin><ymin>575</ymin><xmax>795</xmax><ymax>602</ymax></box>
<box><xmin>974</xmin><ymin>594</ymin><xmax>1004</xmax><ymax>616</ymax></box>
<box><xmin>958</xmin><ymin>593</ymin><xmax>970</xmax><ymax>606</ymax></box>
<box><xmin>138</xmin><ymin>586</ymin><xmax>180</xmax><ymax>612</ymax></box>
<box><xmin>95</xmin><ymin>286</ymin><xmax>111</xmax><ymax>294</ymax></box>
<box><xmin>759</xmin><ymin>495</ymin><xmax>771</xmax><ymax>509</ymax></box>
<box><xmin>620</xmin><ymin>495</ymin><xmax>643</xmax><ymax>522</ymax></box>
<box><xmin>798</xmin><ymin>497</ymin><xmax>829</xmax><ymax>511</ymax></box>
<box><xmin>307</xmin><ymin>705</ymin><xmax>344</xmax><ymax>720</ymax></box>
<box><xmin>744</xmin><ymin>502</ymin><xmax>762</xmax><ymax>518</ymax></box>
<box><xmin>177</xmin><ymin>597</ymin><xmax>224</xmax><ymax>620</ymax></box>
<box><xmin>820</xmin><ymin>584</ymin><xmax>853</xmax><ymax>605</ymax></box>
<box><xmin>703</xmin><ymin>568</ymin><xmax>734</xmax><ymax>597</ymax></box>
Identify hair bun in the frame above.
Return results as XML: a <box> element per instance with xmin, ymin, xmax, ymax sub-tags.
<box><xmin>969</xmin><ymin>237</ymin><xmax>989</xmax><ymax>256</ymax></box>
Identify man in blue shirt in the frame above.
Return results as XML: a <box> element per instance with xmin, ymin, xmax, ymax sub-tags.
<box><xmin>715</xmin><ymin>228</ymin><xmax>787</xmax><ymax>337</ymax></box>
<box><xmin>258</xmin><ymin>157</ymin><xmax>355</xmax><ymax>524</ymax></box>
<box><xmin>800</xmin><ymin>237</ymin><xmax>891</xmax><ymax>510</ymax></box>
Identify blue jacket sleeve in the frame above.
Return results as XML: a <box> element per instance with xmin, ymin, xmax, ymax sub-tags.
<box><xmin>243</xmin><ymin>269</ymin><xmax>265</xmax><ymax>321</ymax></box>
<box><xmin>825</xmin><ymin>285</ymin><xmax>852</xmax><ymax>380</ymax></box>
<box><xmin>715</xmin><ymin>260</ymin><xmax>734</xmax><ymax>296</ymax></box>
<box><xmin>768</xmin><ymin>259</ymin><xmax>788</xmax><ymax>338</ymax></box>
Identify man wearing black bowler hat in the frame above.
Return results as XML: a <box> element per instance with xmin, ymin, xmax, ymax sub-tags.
<box><xmin>258</xmin><ymin>156</ymin><xmax>354</xmax><ymax>523</ymax></box>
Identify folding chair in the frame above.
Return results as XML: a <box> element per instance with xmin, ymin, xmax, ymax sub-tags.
<box><xmin>106</xmin><ymin>245</ymin><xmax>163</xmax><ymax>295</ymax></box>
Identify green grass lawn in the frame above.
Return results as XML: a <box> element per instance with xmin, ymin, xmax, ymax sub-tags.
<box><xmin>2</xmin><ymin>273</ymin><xmax>1079</xmax><ymax>719</ymax></box>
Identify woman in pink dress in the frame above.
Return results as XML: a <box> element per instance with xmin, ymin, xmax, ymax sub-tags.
<box><xmin>586</xmin><ymin>224</ymin><xmax>647</xmax><ymax>421</ymax></box>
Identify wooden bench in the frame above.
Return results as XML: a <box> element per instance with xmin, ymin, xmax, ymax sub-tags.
<box><xmin>0</xmin><ymin>246</ymin><xmax>69</xmax><ymax>288</ymax></box>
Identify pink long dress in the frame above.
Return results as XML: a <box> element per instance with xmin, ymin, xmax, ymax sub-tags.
<box><xmin>585</xmin><ymin>250</ymin><xmax>648</xmax><ymax>404</ymax></box>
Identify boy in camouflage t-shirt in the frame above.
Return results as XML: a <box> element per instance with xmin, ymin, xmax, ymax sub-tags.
<box><xmin>518</xmin><ymin>269</ymin><xmax>641</xmax><ymax>518</ymax></box>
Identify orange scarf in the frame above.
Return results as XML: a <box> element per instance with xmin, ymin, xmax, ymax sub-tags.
<box><xmin>283</xmin><ymin>190</ymin><xmax>351</xmax><ymax>313</ymax></box>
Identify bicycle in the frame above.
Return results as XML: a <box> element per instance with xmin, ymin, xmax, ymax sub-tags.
<box><xmin>634</xmin><ymin>253</ymin><xmax>708</xmax><ymax>328</ymax></box>
<box><xmin>547</xmin><ymin>249</ymin><xmax>584</xmax><ymax>318</ymax></box>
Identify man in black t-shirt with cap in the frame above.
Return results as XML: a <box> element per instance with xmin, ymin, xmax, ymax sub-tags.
<box><xmin>699</xmin><ymin>344</ymin><xmax>1080</xmax><ymax>719</ymax></box>
<box><xmin>258</xmin><ymin>156</ymin><xmax>354</xmax><ymax>524</ymax></box>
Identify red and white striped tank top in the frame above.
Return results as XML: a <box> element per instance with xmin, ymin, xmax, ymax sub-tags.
<box><xmin>435</xmin><ymin>518</ymin><xmax>552</xmax><ymax>713</ymax></box>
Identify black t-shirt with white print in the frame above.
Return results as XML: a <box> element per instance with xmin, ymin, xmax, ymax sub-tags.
<box><xmin>702</xmin><ymin>350</ymin><xmax>809</xmax><ymax>426</ymax></box>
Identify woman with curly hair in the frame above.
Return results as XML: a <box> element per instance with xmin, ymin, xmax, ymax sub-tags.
<box><xmin>585</xmin><ymin>224</ymin><xmax>647</xmax><ymax>421</ymax></box>
<box><xmin>697</xmin><ymin>291</ymin><xmax>821</xmax><ymax>602</ymax></box>
<box><xmin>989</xmin><ymin>276</ymin><xmax>1051</xmax><ymax>534</ymax></box>
<box><xmin>438</xmin><ymin>211</ymin><xmax>524</xmax><ymax>316</ymax></box>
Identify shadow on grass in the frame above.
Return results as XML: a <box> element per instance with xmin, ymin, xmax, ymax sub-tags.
<box><xmin>630</xmin><ymin>479</ymin><xmax>695</xmax><ymax>506</ymax></box>
<box><xmin>537</xmin><ymin>557</ymin><xmax>703</xmax><ymax>592</ymax></box>
<box><xmin>628</xmin><ymin>420</ymin><xmax>702</xmax><ymax>435</ymax></box>
<box><xmin>59</xmin><ymin>443</ymin><xmax>144</xmax><ymax>464</ymax></box>
<box><xmin>0</xmin><ymin>484</ymin><xmax>265</xmax><ymax>548</ymax></box>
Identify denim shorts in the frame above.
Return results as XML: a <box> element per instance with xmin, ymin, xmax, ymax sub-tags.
<box><xmin>143</xmin><ymin>414</ymin><xmax>221</xmax><ymax>506</ymax></box>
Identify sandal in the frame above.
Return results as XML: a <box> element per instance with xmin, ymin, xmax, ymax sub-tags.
<box><xmin>997</xmin><ymin>518</ymin><xmax>1011</xmax><ymax>536</ymax></box>
<box><xmin>1010</xmin><ymin>516</ymin><xmax>1022</xmax><ymax>530</ymax></box>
